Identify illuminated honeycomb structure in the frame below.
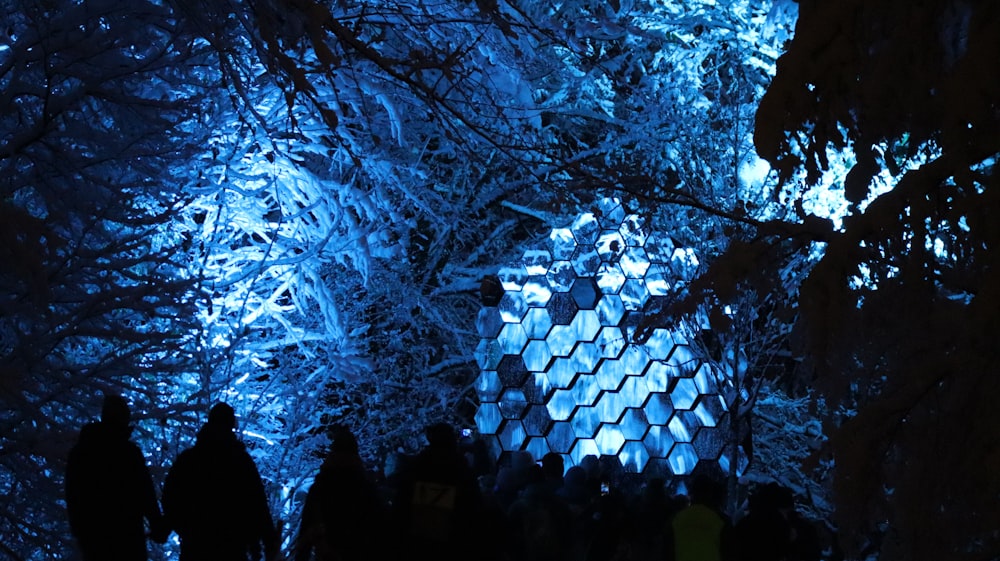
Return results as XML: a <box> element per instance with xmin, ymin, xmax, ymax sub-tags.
<box><xmin>474</xmin><ymin>198</ymin><xmax>747</xmax><ymax>477</ymax></box>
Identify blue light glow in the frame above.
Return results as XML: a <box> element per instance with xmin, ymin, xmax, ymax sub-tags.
<box><xmin>475</xmin><ymin>198</ymin><xmax>748</xmax><ymax>476</ymax></box>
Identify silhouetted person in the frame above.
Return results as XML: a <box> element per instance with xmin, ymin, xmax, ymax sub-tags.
<box><xmin>506</xmin><ymin>464</ymin><xmax>574</xmax><ymax>561</ymax></box>
<box><xmin>581</xmin><ymin>476</ymin><xmax>628</xmax><ymax>561</ymax></box>
<box><xmin>65</xmin><ymin>394</ymin><xmax>167</xmax><ymax>561</ymax></box>
<box><xmin>296</xmin><ymin>426</ymin><xmax>387</xmax><ymax>561</ymax></box>
<box><xmin>390</xmin><ymin>422</ymin><xmax>482</xmax><ymax>561</ymax></box>
<box><xmin>732</xmin><ymin>482</ymin><xmax>794</xmax><ymax>561</ymax></box>
<box><xmin>733</xmin><ymin>483</ymin><xmax>823</xmax><ymax>561</ymax></box>
<box><xmin>670</xmin><ymin>474</ymin><xmax>733</xmax><ymax>561</ymax></box>
<box><xmin>541</xmin><ymin>451</ymin><xmax>566</xmax><ymax>493</ymax></box>
<box><xmin>162</xmin><ymin>403</ymin><xmax>277</xmax><ymax>561</ymax></box>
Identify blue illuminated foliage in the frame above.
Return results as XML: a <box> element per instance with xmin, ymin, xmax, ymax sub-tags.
<box><xmin>0</xmin><ymin>0</ymin><xmax>836</xmax><ymax>559</ymax></box>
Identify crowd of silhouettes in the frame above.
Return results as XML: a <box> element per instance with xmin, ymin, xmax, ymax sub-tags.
<box><xmin>65</xmin><ymin>395</ymin><xmax>830</xmax><ymax>561</ymax></box>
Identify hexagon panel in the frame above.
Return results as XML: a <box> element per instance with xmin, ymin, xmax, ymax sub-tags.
<box><xmin>475</xmin><ymin>197</ymin><xmax>746</xmax><ymax>477</ymax></box>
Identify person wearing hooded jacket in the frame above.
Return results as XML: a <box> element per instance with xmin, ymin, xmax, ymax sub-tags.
<box><xmin>66</xmin><ymin>394</ymin><xmax>168</xmax><ymax>561</ymax></box>
<box><xmin>161</xmin><ymin>403</ymin><xmax>278</xmax><ymax>561</ymax></box>
<box><xmin>295</xmin><ymin>426</ymin><xmax>388</xmax><ymax>561</ymax></box>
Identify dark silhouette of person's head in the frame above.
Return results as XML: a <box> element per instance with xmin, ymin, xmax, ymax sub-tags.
<box><xmin>330</xmin><ymin>426</ymin><xmax>359</xmax><ymax>456</ymax></box>
<box><xmin>425</xmin><ymin>422</ymin><xmax>457</xmax><ymax>453</ymax></box>
<box><xmin>198</xmin><ymin>402</ymin><xmax>238</xmax><ymax>443</ymax></box>
<box><xmin>208</xmin><ymin>402</ymin><xmax>236</xmax><ymax>430</ymax></box>
<box><xmin>749</xmin><ymin>482</ymin><xmax>794</xmax><ymax>515</ymax></box>
<box><xmin>542</xmin><ymin>452</ymin><xmax>565</xmax><ymax>481</ymax></box>
<box><xmin>101</xmin><ymin>394</ymin><xmax>131</xmax><ymax>428</ymax></box>
<box><xmin>688</xmin><ymin>474</ymin><xmax>725</xmax><ymax>509</ymax></box>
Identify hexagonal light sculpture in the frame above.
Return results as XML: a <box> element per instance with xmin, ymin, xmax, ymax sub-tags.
<box><xmin>475</xmin><ymin>197</ymin><xmax>747</xmax><ymax>478</ymax></box>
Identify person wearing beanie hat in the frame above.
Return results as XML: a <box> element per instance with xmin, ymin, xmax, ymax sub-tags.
<box><xmin>66</xmin><ymin>394</ymin><xmax>168</xmax><ymax>560</ymax></box>
<box><xmin>161</xmin><ymin>402</ymin><xmax>278</xmax><ymax>561</ymax></box>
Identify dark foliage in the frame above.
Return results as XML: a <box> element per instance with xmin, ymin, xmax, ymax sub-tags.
<box><xmin>740</xmin><ymin>1</ymin><xmax>1000</xmax><ymax>559</ymax></box>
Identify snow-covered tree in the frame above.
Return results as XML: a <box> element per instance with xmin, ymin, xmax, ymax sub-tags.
<box><xmin>0</xmin><ymin>1</ymin><xmax>840</xmax><ymax>559</ymax></box>
<box><xmin>0</xmin><ymin>2</ymin><xmax>217</xmax><ymax>556</ymax></box>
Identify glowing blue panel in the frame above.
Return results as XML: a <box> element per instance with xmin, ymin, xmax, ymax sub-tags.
<box><xmin>693</xmin><ymin>363</ymin><xmax>714</xmax><ymax>394</ymax></box>
<box><xmin>667</xmin><ymin>415</ymin><xmax>694</xmax><ymax>442</ymax></box>
<box><xmin>679</xmin><ymin>410</ymin><xmax>704</xmax><ymax>430</ymax></box>
<box><xmin>620</xmin><ymin>310</ymin><xmax>645</xmax><ymax>341</ymax></box>
<box><xmin>619</xmin><ymin>376</ymin><xmax>649</xmax><ymax>408</ymax></box>
<box><xmin>546</xmin><ymin>260</ymin><xmax>576</xmax><ymax>292</ymax></box>
<box><xmin>570</xmin><ymin>309</ymin><xmax>602</xmax><ymax>342</ymax></box>
<box><xmin>620</xmin><ymin>440</ymin><xmax>650</xmax><ymax>473</ymax></box>
<box><xmin>571</xmin><ymin>407</ymin><xmax>601</xmax><ymax>438</ymax></box>
<box><xmin>620</xmin><ymin>278</ymin><xmax>650</xmax><ymax>311</ymax></box>
<box><xmin>546</xmin><ymin>358</ymin><xmax>577</xmax><ymax>389</ymax></box>
<box><xmin>645</xmin><ymin>328</ymin><xmax>677</xmax><ymax>360</ymax></box>
<box><xmin>644</xmin><ymin>232</ymin><xmax>676</xmax><ymax>263</ymax></box>
<box><xmin>546</xmin><ymin>324</ymin><xmax>577</xmax><ymax>357</ymax></box>
<box><xmin>523</xmin><ymin>249</ymin><xmax>552</xmax><ymax>276</ymax></box>
<box><xmin>620</xmin><ymin>345</ymin><xmax>650</xmax><ymax>376</ymax></box>
<box><xmin>476</xmin><ymin>307</ymin><xmax>504</xmax><ymax>338</ymax></box>
<box><xmin>644</xmin><ymin>362</ymin><xmax>671</xmax><ymax>393</ymax></box>
<box><xmin>667</xmin><ymin>343</ymin><xmax>698</xmax><ymax>371</ymax></box>
<box><xmin>693</xmin><ymin>426</ymin><xmax>725</xmax><ymax>459</ymax></box>
<box><xmin>718</xmin><ymin>448</ymin><xmax>749</xmax><ymax>475</ymax></box>
<box><xmin>595</xmin><ymin>424</ymin><xmax>626</xmax><ymax>455</ymax></box>
<box><xmin>546</xmin><ymin>292</ymin><xmax>578</xmax><ymax>325</ymax></box>
<box><xmin>643</xmin><ymin>425</ymin><xmax>674</xmax><ymax>457</ymax></box>
<box><xmin>474</xmin><ymin>338</ymin><xmax>503</xmax><ymax>370</ymax></box>
<box><xmin>499</xmin><ymin>291</ymin><xmax>528</xmax><ymax>323</ymax></box>
<box><xmin>475</xmin><ymin>402</ymin><xmax>503</xmax><ymax>434</ymax></box>
<box><xmin>672</xmin><ymin>377</ymin><xmax>698</xmax><ymax>410</ymax></box>
<box><xmin>475</xmin><ymin>370</ymin><xmax>503</xmax><ymax>402</ymax></box>
<box><xmin>570</xmin><ymin>213</ymin><xmax>600</xmax><ymax>245</ymax></box>
<box><xmin>498</xmin><ymin>420</ymin><xmax>527</xmax><ymax>451</ymax></box>
<box><xmin>596</xmin><ymin>262</ymin><xmax>626</xmax><ymax>294</ymax></box>
<box><xmin>595</xmin><ymin>327</ymin><xmax>625</xmax><ymax>358</ymax></box>
<box><xmin>531</xmin><ymin>373</ymin><xmax>552</xmax><ymax>404</ymax></box>
<box><xmin>550</xmin><ymin>228</ymin><xmax>576</xmax><ymax>260</ymax></box>
<box><xmin>570</xmin><ymin>438</ymin><xmax>600</xmax><ymax>466</ymax></box>
<box><xmin>523</xmin><ymin>307</ymin><xmax>553</xmax><ymax>339</ymax></box>
<box><xmin>496</xmin><ymin>355</ymin><xmax>529</xmax><ymax>387</ymax></box>
<box><xmin>668</xmin><ymin>443</ymin><xmax>698</xmax><ymax>475</ymax></box>
<box><xmin>499</xmin><ymin>388</ymin><xmax>528</xmax><ymax>419</ymax></box>
<box><xmin>620</xmin><ymin>246</ymin><xmax>650</xmax><ymax>278</ymax></box>
<box><xmin>547</xmin><ymin>389</ymin><xmax>577</xmax><ymax>421</ymax></box>
<box><xmin>618</xmin><ymin>214</ymin><xmax>648</xmax><ymax>246</ymax></box>
<box><xmin>523</xmin><ymin>404</ymin><xmax>552</xmax><ymax>437</ymax></box>
<box><xmin>498</xmin><ymin>265</ymin><xmax>529</xmax><ymax>291</ymax></box>
<box><xmin>570</xmin><ymin>374</ymin><xmax>601</xmax><ymax>407</ymax></box>
<box><xmin>523</xmin><ymin>276</ymin><xmax>553</xmax><ymax>307</ymax></box>
<box><xmin>595</xmin><ymin>391</ymin><xmax>627</xmax><ymax>423</ymax></box>
<box><xmin>596</xmin><ymin>295</ymin><xmax>625</xmax><ymax>326</ymax></box>
<box><xmin>693</xmin><ymin>395</ymin><xmax>725</xmax><ymax>428</ymax></box>
<box><xmin>569</xmin><ymin>342</ymin><xmax>601</xmax><ymax>374</ymax></box>
<box><xmin>595</xmin><ymin>359</ymin><xmax>626</xmax><ymax>391</ymax></box>
<box><xmin>570</xmin><ymin>277</ymin><xmax>600</xmax><ymax>309</ymax></box>
<box><xmin>619</xmin><ymin>408</ymin><xmax>649</xmax><ymax>440</ymax></box>
<box><xmin>671</xmin><ymin>247</ymin><xmax>699</xmax><ymax>280</ymax></box>
<box><xmin>546</xmin><ymin>422</ymin><xmax>576</xmax><ymax>454</ymax></box>
<box><xmin>571</xmin><ymin>247</ymin><xmax>601</xmax><ymax>277</ymax></box>
<box><xmin>598</xmin><ymin>203</ymin><xmax>626</xmax><ymax>229</ymax></box>
<box><xmin>498</xmin><ymin>323</ymin><xmax>528</xmax><ymax>355</ymax></box>
<box><xmin>644</xmin><ymin>264</ymin><xmax>673</xmax><ymax>296</ymax></box>
<box><xmin>644</xmin><ymin>393</ymin><xmax>674</xmax><ymax>425</ymax></box>
<box><xmin>596</xmin><ymin>230</ymin><xmax>626</xmax><ymax>262</ymax></box>
<box><xmin>522</xmin><ymin>339</ymin><xmax>553</xmax><ymax>372</ymax></box>
<box><xmin>525</xmin><ymin>436</ymin><xmax>551</xmax><ymax>461</ymax></box>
